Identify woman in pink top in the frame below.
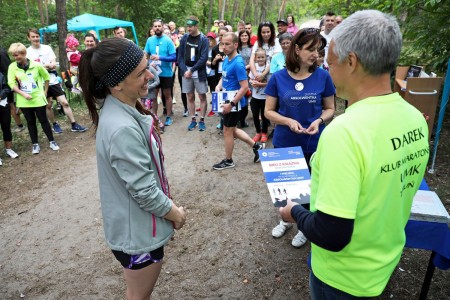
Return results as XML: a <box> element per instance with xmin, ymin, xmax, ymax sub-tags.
<box><xmin>287</xmin><ymin>15</ymin><xmax>299</xmax><ymax>35</ymax></box>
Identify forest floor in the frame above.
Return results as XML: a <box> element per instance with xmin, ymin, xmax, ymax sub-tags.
<box><xmin>0</xmin><ymin>87</ymin><xmax>449</xmax><ymax>299</ymax></box>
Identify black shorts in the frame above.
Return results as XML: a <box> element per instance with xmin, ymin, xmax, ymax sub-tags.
<box><xmin>47</xmin><ymin>84</ymin><xmax>65</xmax><ymax>99</ymax></box>
<box><xmin>112</xmin><ymin>246</ymin><xmax>164</xmax><ymax>270</ymax></box>
<box><xmin>223</xmin><ymin>111</ymin><xmax>240</xmax><ymax>128</ymax></box>
<box><xmin>157</xmin><ymin>76</ymin><xmax>174</xmax><ymax>90</ymax></box>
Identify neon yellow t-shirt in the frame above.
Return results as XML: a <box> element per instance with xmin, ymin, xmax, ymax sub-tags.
<box><xmin>310</xmin><ymin>93</ymin><xmax>429</xmax><ymax>296</ymax></box>
<box><xmin>7</xmin><ymin>60</ymin><xmax>49</xmax><ymax>108</ymax></box>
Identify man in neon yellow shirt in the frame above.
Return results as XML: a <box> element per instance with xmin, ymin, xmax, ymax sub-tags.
<box><xmin>280</xmin><ymin>10</ymin><xmax>429</xmax><ymax>298</ymax></box>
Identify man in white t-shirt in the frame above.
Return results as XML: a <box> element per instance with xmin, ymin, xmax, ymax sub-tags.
<box><xmin>320</xmin><ymin>12</ymin><xmax>336</xmax><ymax>68</ymax></box>
<box><xmin>26</xmin><ymin>28</ymin><xmax>86</xmax><ymax>133</ymax></box>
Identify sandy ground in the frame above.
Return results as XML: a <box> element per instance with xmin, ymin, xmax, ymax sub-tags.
<box><xmin>0</xmin><ymin>94</ymin><xmax>449</xmax><ymax>299</ymax></box>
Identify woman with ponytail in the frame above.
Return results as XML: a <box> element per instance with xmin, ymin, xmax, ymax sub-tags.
<box><xmin>79</xmin><ymin>38</ymin><xmax>186</xmax><ymax>299</ymax></box>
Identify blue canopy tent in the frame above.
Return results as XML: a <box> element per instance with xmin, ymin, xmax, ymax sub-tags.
<box><xmin>429</xmin><ymin>58</ymin><xmax>450</xmax><ymax>174</ymax></box>
<box><xmin>39</xmin><ymin>13</ymin><xmax>139</xmax><ymax>45</ymax></box>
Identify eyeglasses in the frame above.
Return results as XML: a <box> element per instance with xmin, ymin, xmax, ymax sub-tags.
<box><xmin>260</xmin><ymin>21</ymin><xmax>272</xmax><ymax>26</ymax></box>
<box><xmin>294</xmin><ymin>28</ymin><xmax>320</xmax><ymax>45</ymax></box>
<box><xmin>153</xmin><ymin>18</ymin><xmax>163</xmax><ymax>23</ymax></box>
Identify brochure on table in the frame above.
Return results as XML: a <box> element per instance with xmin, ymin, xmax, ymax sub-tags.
<box><xmin>212</xmin><ymin>91</ymin><xmax>241</xmax><ymax>113</ymax></box>
<box><xmin>410</xmin><ymin>190</ymin><xmax>450</xmax><ymax>224</ymax></box>
<box><xmin>258</xmin><ymin>146</ymin><xmax>311</xmax><ymax>207</ymax></box>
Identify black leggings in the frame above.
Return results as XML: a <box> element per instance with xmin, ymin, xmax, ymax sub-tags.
<box><xmin>250</xmin><ymin>98</ymin><xmax>269</xmax><ymax>134</ymax></box>
<box><xmin>21</xmin><ymin>106</ymin><xmax>54</xmax><ymax>144</ymax></box>
<box><xmin>0</xmin><ymin>104</ymin><xmax>12</xmax><ymax>142</ymax></box>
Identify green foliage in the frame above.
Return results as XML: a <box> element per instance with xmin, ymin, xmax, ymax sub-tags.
<box><xmin>0</xmin><ymin>0</ymin><xmax>447</xmax><ymax>73</ymax></box>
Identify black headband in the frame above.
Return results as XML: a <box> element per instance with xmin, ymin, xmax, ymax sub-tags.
<box><xmin>95</xmin><ymin>41</ymin><xmax>143</xmax><ymax>91</ymax></box>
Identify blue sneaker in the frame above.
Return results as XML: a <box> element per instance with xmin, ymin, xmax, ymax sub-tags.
<box><xmin>71</xmin><ymin>123</ymin><xmax>87</xmax><ymax>132</ymax></box>
<box><xmin>188</xmin><ymin>121</ymin><xmax>197</xmax><ymax>131</ymax></box>
<box><xmin>164</xmin><ymin>116</ymin><xmax>173</xmax><ymax>126</ymax></box>
<box><xmin>53</xmin><ymin>123</ymin><xmax>63</xmax><ymax>134</ymax></box>
<box><xmin>198</xmin><ymin>121</ymin><xmax>206</xmax><ymax>131</ymax></box>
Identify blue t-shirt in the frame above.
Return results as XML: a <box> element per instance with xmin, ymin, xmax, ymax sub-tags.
<box><xmin>144</xmin><ymin>35</ymin><xmax>176</xmax><ymax>78</ymax></box>
<box><xmin>265</xmin><ymin>67</ymin><xmax>335</xmax><ymax>152</ymax></box>
<box><xmin>222</xmin><ymin>54</ymin><xmax>248</xmax><ymax>107</ymax></box>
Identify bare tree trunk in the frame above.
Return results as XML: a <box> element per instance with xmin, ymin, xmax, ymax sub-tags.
<box><xmin>260</xmin><ymin>0</ymin><xmax>267</xmax><ymax>22</ymax></box>
<box><xmin>230</xmin><ymin>0</ymin><xmax>239</xmax><ymax>22</ymax></box>
<box><xmin>37</xmin><ymin>0</ymin><xmax>45</xmax><ymax>26</ymax></box>
<box><xmin>242</xmin><ymin>0</ymin><xmax>250</xmax><ymax>22</ymax></box>
<box><xmin>56</xmin><ymin>0</ymin><xmax>68</xmax><ymax>72</ymax></box>
<box><xmin>75</xmin><ymin>0</ymin><xmax>80</xmax><ymax>16</ymax></box>
<box><xmin>278</xmin><ymin>0</ymin><xmax>287</xmax><ymax>20</ymax></box>
<box><xmin>208</xmin><ymin>0</ymin><xmax>214</xmax><ymax>32</ymax></box>
<box><xmin>25</xmin><ymin>0</ymin><xmax>30</xmax><ymax>19</ymax></box>
<box><xmin>253</xmin><ymin>0</ymin><xmax>259</xmax><ymax>24</ymax></box>
<box><xmin>220</xmin><ymin>0</ymin><xmax>226</xmax><ymax>20</ymax></box>
<box><xmin>44</xmin><ymin>0</ymin><xmax>49</xmax><ymax>25</ymax></box>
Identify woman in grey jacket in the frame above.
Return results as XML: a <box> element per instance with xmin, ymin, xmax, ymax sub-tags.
<box><xmin>79</xmin><ymin>38</ymin><xmax>186</xmax><ymax>300</ymax></box>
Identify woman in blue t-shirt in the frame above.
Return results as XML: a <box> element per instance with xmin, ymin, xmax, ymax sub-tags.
<box><xmin>265</xmin><ymin>28</ymin><xmax>335</xmax><ymax>248</ymax></box>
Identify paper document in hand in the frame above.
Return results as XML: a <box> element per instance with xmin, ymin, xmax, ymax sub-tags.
<box><xmin>212</xmin><ymin>91</ymin><xmax>240</xmax><ymax>113</ymax></box>
<box><xmin>410</xmin><ymin>190</ymin><xmax>450</xmax><ymax>223</ymax></box>
<box><xmin>258</xmin><ymin>146</ymin><xmax>311</xmax><ymax>207</ymax></box>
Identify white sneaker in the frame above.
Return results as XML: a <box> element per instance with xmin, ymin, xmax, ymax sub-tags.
<box><xmin>32</xmin><ymin>144</ymin><xmax>40</xmax><ymax>154</ymax></box>
<box><xmin>292</xmin><ymin>230</ymin><xmax>307</xmax><ymax>248</ymax></box>
<box><xmin>49</xmin><ymin>141</ymin><xmax>60</xmax><ymax>151</ymax></box>
<box><xmin>172</xmin><ymin>97</ymin><xmax>177</xmax><ymax>104</ymax></box>
<box><xmin>0</xmin><ymin>158</ymin><xmax>2</xmax><ymax>166</ymax></box>
<box><xmin>272</xmin><ymin>221</ymin><xmax>293</xmax><ymax>238</ymax></box>
<box><xmin>5</xmin><ymin>149</ymin><xmax>19</xmax><ymax>158</ymax></box>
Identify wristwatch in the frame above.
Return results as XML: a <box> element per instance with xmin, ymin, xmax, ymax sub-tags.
<box><xmin>318</xmin><ymin>117</ymin><xmax>324</xmax><ymax>124</ymax></box>
<box><xmin>229</xmin><ymin>101</ymin><xmax>236</xmax><ymax>107</ymax></box>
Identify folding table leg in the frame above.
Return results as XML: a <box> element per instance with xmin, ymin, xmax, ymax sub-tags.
<box><xmin>419</xmin><ymin>251</ymin><xmax>436</xmax><ymax>300</ymax></box>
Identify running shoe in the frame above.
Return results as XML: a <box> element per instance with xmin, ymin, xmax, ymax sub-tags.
<box><xmin>252</xmin><ymin>133</ymin><xmax>261</xmax><ymax>142</ymax></box>
<box><xmin>53</xmin><ymin>123</ymin><xmax>63</xmax><ymax>134</ymax></box>
<box><xmin>164</xmin><ymin>116</ymin><xmax>173</xmax><ymax>126</ymax></box>
<box><xmin>0</xmin><ymin>158</ymin><xmax>2</xmax><ymax>166</ymax></box>
<box><xmin>32</xmin><ymin>144</ymin><xmax>40</xmax><ymax>154</ymax></box>
<box><xmin>198</xmin><ymin>121</ymin><xmax>206</xmax><ymax>131</ymax></box>
<box><xmin>5</xmin><ymin>149</ymin><xmax>19</xmax><ymax>158</ymax></box>
<box><xmin>260</xmin><ymin>133</ymin><xmax>268</xmax><ymax>143</ymax></box>
<box><xmin>272</xmin><ymin>221</ymin><xmax>293</xmax><ymax>238</ymax></box>
<box><xmin>213</xmin><ymin>159</ymin><xmax>235</xmax><ymax>170</ymax></box>
<box><xmin>183</xmin><ymin>109</ymin><xmax>189</xmax><ymax>117</ymax></box>
<box><xmin>253</xmin><ymin>142</ymin><xmax>264</xmax><ymax>163</ymax></box>
<box><xmin>292</xmin><ymin>230</ymin><xmax>307</xmax><ymax>248</ymax></box>
<box><xmin>188</xmin><ymin>121</ymin><xmax>197</xmax><ymax>131</ymax></box>
<box><xmin>12</xmin><ymin>125</ymin><xmax>25</xmax><ymax>133</ymax></box>
<box><xmin>207</xmin><ymin>111</ymin><xmax>215</xmax><ymax>117</ymax></box>
<box><xmin>71</xmin><ymin>123</ymin><xmax>87</xmax><ymax>132</ymax></box>
<box><xmin>49</xmin><ymin>141</ymin><xmax>60</xmax><ymax>151</ymax></box>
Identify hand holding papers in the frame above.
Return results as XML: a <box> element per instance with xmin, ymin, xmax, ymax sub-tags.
<box><xmin>258</xmin><ymin>146</ymin><xmax>311</xmax><ymax>207</ymax></box>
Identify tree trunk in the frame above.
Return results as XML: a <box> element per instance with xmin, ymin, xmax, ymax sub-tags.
<box><xmin>231</xmin><ymin>0</ymin><xmax>239</xmax><ymax>22</ymax></box>
<box><xmin>56</xmin><ymin>0</ymin><xmax>68</xmax><ymax>72</ymax></box>
<box><xmin>278</xmin><ymin>0</ymin><xmax>287</xmax><ymax>20</ymax></box>
<box><xmin>260</xmin><ymin>0</ymin><xmax>267</xmax><ymax>22</ymax></box>
<box><xmin>208</xmin><ymin>0</ymin><xmax>214</xmax><ymax>32</ymax></box>
<box><xmin>44</xmin><ymin>0</ymin><xmax>49</xmax><ymax>25</ymax></box>
<box><xmin>220</xmin><ymin>0</ymin><xmax>226</xmax><ymax>20</ymax></box>
<box><xmin>37</xmin><ymin>0</ymin><xmax>45</xmax><ymax>26</ymax></box>
<box><xmin>243</xmin><ymin>0</ymin><xmax>250</xmax><ymax>22</ymax></box>
<box><xmin>25</xmin><ymin>0</ymin><xmax>30</xmax><ymax>19</ymax></box>
<box><xmin>253</xmin><ymin>0</ymin><xmax>259</xmax><ymax>24</ymax></box>
<box><xmin>75</xmin><ymin>0</ymin><xmax>80</xmax><ymax>16</ymax></box>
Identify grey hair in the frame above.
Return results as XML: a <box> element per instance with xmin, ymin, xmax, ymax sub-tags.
<box><xmin>279</xmin><ymin>32</ymin><xmax>293</xmax><ymax>43</ymax></box>
<box><xmin>330</xmin><ymin>10</ymin><xmax>402</xmax><ymax>75</ymax></box>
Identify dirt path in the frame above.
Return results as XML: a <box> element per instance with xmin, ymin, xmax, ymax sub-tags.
<box><xmin>0</xmin><ymin>99</ymin><xmax>449</xmax><ymax>299</ymax></box>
